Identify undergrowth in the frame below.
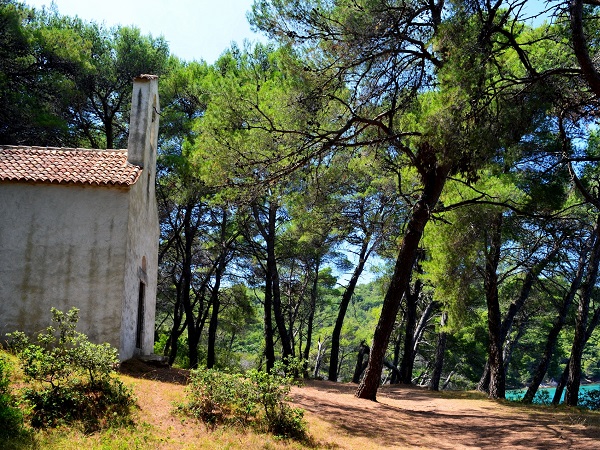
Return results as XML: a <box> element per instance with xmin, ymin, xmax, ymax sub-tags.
<box><xmin>178</xmin><ymin>358</ymin><xmax>309</xmax><ymax>442</ymax></box>
<box><xmin>8</xmin><ymin>307</ymin><xmax>136</xmax><ymax>433</ymax></box>
<box><xmin>0</xmin><ymin>355</ymin><xmax>28</xmax><ymax>443</ymax></box>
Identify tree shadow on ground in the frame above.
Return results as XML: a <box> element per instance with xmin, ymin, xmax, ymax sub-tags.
<box><xmin>119</xmin><ymin>358</ymin><xmax>189</xmax><ymax>385</ymax></box>
<box><xmin>292</xmin><ymin>380</ymin><xmax>600</xmax><ymax>449</ymax></box>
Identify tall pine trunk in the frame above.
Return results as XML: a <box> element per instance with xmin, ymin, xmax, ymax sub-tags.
<box><xmin>263</xmin><ymin>263</ymin><xmax>276</xmax><ymax>371</ymax></box>
<box><xmin>399</xmin><ymin>281</ymin><xmax>420</xmax><ymax>384</ymax></box>
<box><xmin>356</xmin><ymin>158</ymin><xmax>450</xmax><ymax>400</ymax></box>
<box><xmin>429</xmin><ymin>311</ymin><xmax>448</xmax><ymax>391</ymax></box>
<box><xmin>252</xmin><ymin>200</ymin><xmax>292</xmax><ymax>366</ymax></box>
<box><xmin>522</xmin><ymin>235</ymin><xmax>591</xmax><ymax>403</ymax></box>
<box><xmin>303</xmin><ymin>260</ymin><xmax>320</xmax><ymax>377</ymax></box>
<box><xmin>485</xmin><ymin>212</ymin><xmax>505</xmax><ymax>399</ymax></box>
<box><xmin>329</xmin><ymin>238</ymin><xmax>372</xmax><ymax>381</ymax></box>
<box><xmin>477</xmin><ymin>242</ymin><xmax>560</xmax><ymax>392</ymax></box>
<box><xmin>566</xmin><ymin>218</ymin><xmax>600</xmax><ymax>406</ymax></box>
<box><xmin>266</xmin><ymin>202</ymin><xmax>293</xmax><ymax>360</ymax></box>
<box><xmin>206</xmin><ymin>253</ymin><xmax>227</xmax><ymax>368</ymax></box>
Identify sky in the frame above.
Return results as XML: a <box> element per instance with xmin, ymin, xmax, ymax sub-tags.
<box><xmin>22</xmin><ymin>0</ymin><xmax>266</xmax><ymax>63</ymax></box>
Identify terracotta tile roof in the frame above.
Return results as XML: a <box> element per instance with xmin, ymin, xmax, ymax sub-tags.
<box><xmin>0</xmin><ymin>146</ymin><xmax>142</xmax><ymax>186</ymax></box>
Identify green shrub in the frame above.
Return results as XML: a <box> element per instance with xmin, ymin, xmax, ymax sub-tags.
<box><xmin>180</xmin><ymin>358</ymin><xmax>308</xmax><ymax>441</ymax></box>
<box><xmin>0</xmin><ymin>356</ymin><xmax>25</xmax><ymax>440</ymax></box>
<box><xmin>246</xmin><ymin>359</ymin><xmax>307</xmax><ymax>440</ymax></box>
<box><xmin>8</xmin><ymin>307</ymin><xmax>136</xmax><ymax>432</ymax></box>
<box><xmin>183</xmin><ymin>368</ymin><xmax>256</xmax><ymax>427</ymax></box>
<box><xmin>579</xmin><ymin>389</ymin><xmax>600</xmax><ymax>410</ymax></box>
<box><xmin>533</xmin><ymin>389</ymin><xmax>552</xmax><ymax>406</ymax></box>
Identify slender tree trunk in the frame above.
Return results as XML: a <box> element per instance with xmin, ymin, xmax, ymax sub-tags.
<box><xmin>352</xmin><ymin>341</ymin><xmax>370</xmax><ymax>383</ymax></box>
<box><xmin>485</xmin><ymin>212</ymin><xmax>505</xmax><ymax>399</ymax></box>
<box><xmin>477</xmin><ymin>361</ymin><xmax>491</xmax><ymax>393</ymax></box>
<box><xmin>356</xmin><ymin>160</ymin><xmax>450</xmax><ymax>400</ymax></box>
<box><xmin>566</xmin><ymin>219</ymin><xmax>600</xmax><ymax>406</ymax></box>
<box><xmin>206</xmin><ymin>211</ymin><xmax>230</xmax><ymax>369</ymax></box>
<box><xmin>329</xmin><ymin>238</ymin><xmax>372</xmax><ymax>381</ymax></box>
<box><xmin>570</xmin><ymin>0</ymin><xmax>600</xmax><ymax>98</ymax></box>
<box><xmin>413</xmin><ymin>299</ymin><xmax>437</xmax><ymax>354</ymax></box>
<box><xmin>166</xmin><ymin>285</ymin><xmax>186</xmax><ymax>365</ymax></box>
<box><xmin>313</xmin><ymin>338</ymin><xmax>326</xmax><ymax>378</ymax></box>
<box><xmin>442</xmin><ymin>371</ymin><xmax>455</xmax><ymax>390</ymax></box>
<box><xmin>566</xmin><ymin>302</ymin><xmax>591</xmax><ymax>406</ymax></box>
<box><xmin>167</xmin><ymin>316</ymin><xmax>186</xmax><ymax>365</ymax></box>
<box><xmin>502</xmin><ymin>320</ymin><xmax>526</xmax><ymax>374</ymax></box>
<box><xmin>264</xmin><ymin>259</ymin><xmax>276</xmax><ymax>371</ymax></box>
<box><xmin>390</xmin><ymin>327</ymin><xmax>402</xmax><ymax>384</ymax></box>
<box><xmin>303</xmin><ymin>260</ymin><xmax>320</xmax><ymax>377</ymax></box>
<box><xmin>266</xmin><ymin>201</ymin><xmax>293</xmax><ymax>360</ymax></box>
<box><xmin>478</xmin><ymin>243</ymin><xmax>560</xmax><ymax>392</ymax></box>
<box><xmin>252</xmin><ymin>200</ymin><xmax>290</xmax><ymax>368</ymax></box>
<box><xmin>553</xmin><ymin>362</ymin><xmax>570</xmax><ymax>405</ymax></box>
<box><xmin>523</xmin><ymin>303</ymin><xmax>571</xmax><ymax>403</ymax></box>
<box><xmin>553</xmin><ymin>309</ymin><xmax>600</xmax><ymax>405</ymax></box>
<box><xmin>206</xmin><ymin>254</ymin><xmax>227</xmax><ymax>368</ymax></box>
<box><xmin>180</xmin><ymin>204</ymin><xmax>200</xmax><ymax>369</ymax></box>
<box><xmin>430</xmin><ymin>311</ymin><xmax>448</xmax><ymax>391</ymax></box>
<box><xmin>105</xmin><ymin>114</ymin><xmax>114</xmax><ymax>150</ymax></box>
<box><xmin>522</xmin><ymin>236</ymin><xmax>591</xmax><ymax>403</ymax></box>
<box><xmin>399</xmin><ymin>281</ymin><xmax>422</xmax><ymax>384</ymax></box>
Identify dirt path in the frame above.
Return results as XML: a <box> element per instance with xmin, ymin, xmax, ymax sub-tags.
<box><xmin>119</xmin><ymin>361</ymin><xmax>600</xmax><ymax>449</ymax></box>
<box><xmin>290</xmin><ymin>380</ymin><xmax>600</xmax><ymax>449</ymax></box>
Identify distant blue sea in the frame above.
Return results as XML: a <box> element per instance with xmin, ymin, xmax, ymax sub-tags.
<box><xmin>506</xmin><ymin>383</ymin><xmax>600</xmax><ymax>404</ymax></box>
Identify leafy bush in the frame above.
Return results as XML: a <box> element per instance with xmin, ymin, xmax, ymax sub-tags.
<box><xmin>579</xmin><ymin>389</ymin><xmax>600</xmax><ymax>410</ymax></box>
<box><xmin>183</xmin><ymin>368</ymin><xmax>256</xmax><ymax>427</ymax></box>
<box><xmin>8</xmin><ymin>307</ymin><xmax>136</xmax><ymax>432</ymax></box>
<box><xmin>0</xmin><ymin>356</ymin><xmax>25</xmax><ymax>440</ymax></box>
<box><xmin>533</xmin><ymin>389</ymin><xmax>552</xmax><ymax>406</ymax></box>
<box><xmin>180</xmin><ymin>358</ymin><xmax>308</xmax><ymax>441</ymax></box>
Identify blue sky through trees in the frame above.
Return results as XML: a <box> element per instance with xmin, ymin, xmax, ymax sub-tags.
<box><xmin>23</xmin><ymin>0</ymin><xmax>264</xmax><ymax>62</ymax></box>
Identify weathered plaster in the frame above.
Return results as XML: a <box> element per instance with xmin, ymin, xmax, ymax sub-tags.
<box><xmin>0</xmin><ymin>182</ymin><xmax>129</xmax><ymax>348</ymax></box>
<box><xmin>120</xmin><ymin>75</ymin><xmax>159</xmax><ymax>360</ymax></box>
<box><xmin>0</xmin><ymin>76</ymin><xmax>160</xmax><ymax>361</ymax></box>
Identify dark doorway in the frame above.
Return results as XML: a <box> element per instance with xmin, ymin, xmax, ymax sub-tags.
<box><xmin>136</xmin><ymin>282</ymin><xmax>145</xmax><ymax>350</ymax></box>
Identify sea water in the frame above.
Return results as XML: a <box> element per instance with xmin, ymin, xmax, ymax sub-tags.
<box><xmin>506</xmin><ymin>383</ymin><xmax>600</xmax><ymax>404</ymax></box>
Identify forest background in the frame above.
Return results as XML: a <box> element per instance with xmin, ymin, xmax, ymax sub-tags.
<box><xmin>3</xmin><ymin>0</ymin><xmax>600</xmax><ymax>407</ymax></box>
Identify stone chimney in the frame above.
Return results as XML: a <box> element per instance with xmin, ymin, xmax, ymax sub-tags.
<box><xmin>127</xmin><ymin>74</ymin><xmax>159</xmax><ymax>169</ymax></box>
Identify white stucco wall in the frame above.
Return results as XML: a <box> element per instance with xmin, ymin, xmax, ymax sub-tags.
<box><xmin>0</xmin><ymin>182</ymin><xmax>129</xmax><ymax>349</ymax></box>
<box><xmin>119</xmin><ymin>75</ymin><xmax>160</xmax><ymax>360</ymax></box>
<box><xmin>120</xmin><ymin>177</ymin><xmax>159</xmax><ymax>360</ymax></box>
<box><xmin>0</xmin><ymin>77</ymin><xmax>160</xmax><ymax>361</ymax></box>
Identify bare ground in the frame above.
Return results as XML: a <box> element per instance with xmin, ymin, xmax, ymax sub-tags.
<box><xmin>119</xmin><ymin>361</ymin><xmax>600</xmax><ymax>449</ymax></box>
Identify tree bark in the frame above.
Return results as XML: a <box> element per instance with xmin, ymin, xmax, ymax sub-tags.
<box><xmin>181</xmin><ymin>204</ymin><xmax>200</xmax><ymax>369</ymax></box>
<box><xmin>430</xmin><ymin>311</ymin><xmax>448</xmax><ymax>391</ymax></box>
<box><xmin>553</xmin><ymin>361</ymin><xmax>570</xmax><ymax>405</ymax></box>
<box><xmin>252</xmin><ymin>200</ymin><xmax>293</xmax><ymax>366</ymax></box>
<box><xmin>570</xmin><ymin>0</ymin><xmax>600</xmax><ymax>98</ymax></box>
<box><xmin>399</xmin><ymin>281</ymin><xmax>421</xmax><ymax>384</ymax></box>
<box><xmin>263</xmin><ymin>261</ymin><xmax>276</xmax><ymax>371</ymax></box>
<box><xmin>206</xmin><ymin>252</ymin><xmax>227</xmax><ymax>368</ymax></box>
<box><xmin>485</xmin><ymin>212</ymin><xmax>505</xmax><ymax>399</ymax></box>
<box><xmin>356</xmin><ymin>158</ymin><xmax>450</xmax><ymax>400</ymax></box>
<box><xmin>303</xmin><ymin>259</ymin><xmax>320</xmax><ymax>377</ymax></box>
<box><xmin>313</xmin><ymin>338</ymin><xmax>326</xmax><ymax>378</ymax></box>
<box><xmin>522</xmin><ymin>235</ymin><xmax>591</xmax><ymax>403</ymax></box>
<box><xmin>566</xmin><ymin>219</ymin><xmax>600</xmax><ymax>406</ymax></box>
<box><xmin>413</xmin><ymin>299</ymin><xmax>437</xmax><ymax>354</ymax></box>
<box><xmin>477</xmin><ymin>242</ymin><xmax>561</xmax><ymax>392</ymax></box>
<box><xmin>266</xmin><ymin>201</ymin><xmax>293</xmax><ymax>360</ymax></box>
<box><xmin>352</xmin><ymin>341</ymin><xmax>370</xmax><ymax>383</ymax></box>
<box><xmin>329</xmin><ymin>237</ymin><xmax>372</xmax><ymax>381</ymax></box>
<box><xmin>390</xmin><ymin>327</ymin><xmax>403</xmax><ymax>384</ymax></box>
